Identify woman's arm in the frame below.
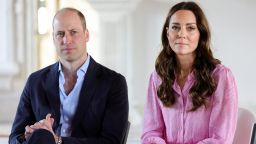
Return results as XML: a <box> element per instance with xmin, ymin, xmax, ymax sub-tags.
<box><xmin>141</xmin><ymin>72</ymin><xmax>167</xmax><ymax>144</ymax></box>
<box><xmin>197</xmin><ymin>67</ymin><xmax>238</xmax><ymax>144</ymax></box>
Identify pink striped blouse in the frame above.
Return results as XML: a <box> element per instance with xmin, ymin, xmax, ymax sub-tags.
<box><xmin>141</xmin><ymin>64</ymin><xmax>238</xmax><ymax>144</ymax></box>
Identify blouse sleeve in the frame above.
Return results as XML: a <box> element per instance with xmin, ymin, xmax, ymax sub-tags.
<box><xmin>141</xmin><ymin>72</ymin><xmax>167</xmax><ymax>144</ymax></box>
<box><xmin>197</xmin><ymin>67</ymin><xmax>238</xmax><ymax>144</ymax></box>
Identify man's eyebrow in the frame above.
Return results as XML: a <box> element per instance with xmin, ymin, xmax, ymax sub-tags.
<box><xmin>55</xmin><ymin>30</ymin><xmax>64</xmax><ymax>33</ymax></box>
<box><xmin>69</xmin><ymin>28</ymin><xmax>78</xmax><ymax>31</ymax></box>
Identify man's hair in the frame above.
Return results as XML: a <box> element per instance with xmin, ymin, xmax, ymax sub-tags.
<box><xmin>52</xmin><ymin>7</ymin><xmax>87</xmax><ymax>30</ymax></box>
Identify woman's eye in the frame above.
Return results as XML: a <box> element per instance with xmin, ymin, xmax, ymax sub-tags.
<box><xmin>187</xmin><ymin>26</ymin><xmax>196</xmax><ymax>31</ymax></box>
<box><xmin>171</xmin><ymin>26</ymin><xmax>179</xmax><ymax>31</ymax></box>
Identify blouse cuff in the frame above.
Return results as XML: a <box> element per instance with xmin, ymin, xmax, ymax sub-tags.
<box><xmin>143</xmin><ymin>136</ymin><xmax>166</xmax><ymax>144</ymax></box>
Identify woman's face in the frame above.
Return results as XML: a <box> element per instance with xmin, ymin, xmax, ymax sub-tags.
<box><xmin>167</xmin><ymin>10</ymin><xmax>200</xmax><ymax>58</ymax></box>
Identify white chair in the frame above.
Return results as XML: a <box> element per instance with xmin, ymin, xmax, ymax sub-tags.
<box><xmin>233</xmin><ymin>107</ymin><xmax>256</xmax><ymax>144</ymax></box>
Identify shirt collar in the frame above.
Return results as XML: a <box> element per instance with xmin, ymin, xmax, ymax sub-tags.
<box><xmin>58</xmin><ymin>54</ymin><xmax>91</xmax><ymax>75</ymax></box>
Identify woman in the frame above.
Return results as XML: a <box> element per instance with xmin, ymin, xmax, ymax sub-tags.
<box><xmin>141</xmin><ymin>1</ymin><xmax>238</xmax><ymax>144</ymax></box>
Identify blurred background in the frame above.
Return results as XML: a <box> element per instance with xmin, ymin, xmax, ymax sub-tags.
<box><xmin>0</xmin><ymin>0</ymin><xmax>256</xmax><ymax>143</ymax></box>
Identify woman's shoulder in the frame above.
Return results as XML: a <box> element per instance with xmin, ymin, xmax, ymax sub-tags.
<box><xmin>151</xmin><ymin>70</ymin><xmax>158</xmax><ymax>77</ymax></box>
<box><xmin>150</xmin><ymin>70</ymin><xmax>162</xmax><ymax>84</ymax></box>
<box><xmin>212</xmin><ymin>64</ymin><xmax>231</xmax><ymax>74</ymax></box>
<box><xmin>212</xmin><ymin>64</ymin><xmax>234</xmax><ymax>79</ymax></box>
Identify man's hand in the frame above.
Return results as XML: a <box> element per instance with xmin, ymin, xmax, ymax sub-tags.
<box><xmin>24</xmin><ymin>113</ymin><xmax>55</xmax><ymax>140</ymax></box>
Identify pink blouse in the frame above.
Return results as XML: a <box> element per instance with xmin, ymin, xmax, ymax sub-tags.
<box><xmin>141</xmin><ymin>64</ymin><xmax>238</xmax><ymax>144</ymax></box>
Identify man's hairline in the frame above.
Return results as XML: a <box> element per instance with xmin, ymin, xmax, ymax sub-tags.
<box><xmin>52</xmin><ymin>9</ymin><xmax>86</xmax><ymax>31</ymax></box>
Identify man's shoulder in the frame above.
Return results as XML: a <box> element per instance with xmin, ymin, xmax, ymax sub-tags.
<box><xmin>98</xmin><ymin>63</ymin><xmax>122</xmax><ymax>76</ymax></box>
<box><xmin>29</xmin><ymin>62</ymin><xmax>58</xmax><ymax>79</ymax></box>
<box><xmin>93</xmin><ymin>61</ymin><xmax>125</xmax><ymax>81</ymax></box>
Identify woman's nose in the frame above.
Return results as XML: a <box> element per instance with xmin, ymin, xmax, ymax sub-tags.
<box><xmin>178</xmin><ymin>28</ymin><xmax>186</xmax><ymax>38</ymax></box>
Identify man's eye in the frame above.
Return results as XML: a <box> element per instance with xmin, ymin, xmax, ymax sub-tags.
<box><xmin>71</xmin><ymin>31</ymin><xmax>77</xmax><ymax>35</ymax></box>
<box><xmin>56</xmin><ymin>32</ymin><xmax>64</xmax><ymax>38</ymax></box>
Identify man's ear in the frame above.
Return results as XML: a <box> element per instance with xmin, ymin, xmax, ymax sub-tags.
<box><xmin>85</xmin><ymin>29</ymin><xmax>89</xmax><ymax>42</ymax></box>
<box><xmin>52</xmin><ymin>32</ymin><xmax>55</xmax><ymax>41</ymax></box>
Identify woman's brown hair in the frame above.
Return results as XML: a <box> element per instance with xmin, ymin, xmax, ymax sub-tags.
<box><xmin>155</xmin><ymin>1</ymin><xmax>220</xmax><ymax>111</ymax></box>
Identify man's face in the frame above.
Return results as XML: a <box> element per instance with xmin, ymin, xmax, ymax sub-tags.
<box><xmin>53</xmin><ymin>10</ymin><xmax>89</xmax><ymax>63</ymax></box>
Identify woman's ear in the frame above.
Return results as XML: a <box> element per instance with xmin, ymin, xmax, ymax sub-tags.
<box><xmin>166</xmin><ymin>27</ymin><xmax>169</xmax><ymax>38</ymax></box>
<box><xmin>166</xmin><ymin>27</ymin><xmax>169</xmax><ymax>35</ymax></box>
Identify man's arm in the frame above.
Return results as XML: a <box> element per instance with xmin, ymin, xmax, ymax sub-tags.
<box><xmin>9</xmin><ymin>76</ymin><xmax>36</xmax><ymax>144</ymax></box>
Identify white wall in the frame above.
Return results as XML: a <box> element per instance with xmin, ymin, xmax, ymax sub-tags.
<box><xmin>130</xmin><ymin>0</ymin><xmax>170</xmax><ymax>116</ymax></box>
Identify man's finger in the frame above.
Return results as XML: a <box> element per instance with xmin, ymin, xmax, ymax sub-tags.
<box><xmin>46</xmin><ymin>113</ymin><xmax>52</xmax><ymax>120</ymax></box>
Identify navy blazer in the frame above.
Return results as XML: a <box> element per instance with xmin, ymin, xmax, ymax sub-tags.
<box><xmin>9</xmin><ymin>57</ymin><xmax>129</xmax><ymax>144</ymax></box>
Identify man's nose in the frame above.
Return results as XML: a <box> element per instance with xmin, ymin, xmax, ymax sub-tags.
<box><xmin>63</xmin><ymin>34</ymin><xmax>72</xmax><ymax>44</ymax></box>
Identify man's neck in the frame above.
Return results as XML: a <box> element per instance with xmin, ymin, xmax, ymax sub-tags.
<box><xmin>60</xmin><ymin>54</ymin><xmax>88</xmax><ymax>76</ymax></box>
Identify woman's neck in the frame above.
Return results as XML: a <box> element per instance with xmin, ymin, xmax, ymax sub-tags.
<box><xmin>176</xmin><ymin>55</ymin><xmax>195</xmax><ymax>88</ymax></box>
<box><xmin>176</xmin><ymin>55</ymin><xmax>194</xmax><ymax>77</ymax></box>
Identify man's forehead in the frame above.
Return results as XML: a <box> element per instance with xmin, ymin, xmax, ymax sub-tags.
<box><xmin>54</xmin><ymin>11</ymin><xmax>78</xmax><ymax>21</ymax></box>
<box><xmin>53</xmin><ymin>14</ymin><xmax>81</xmax><ymax>29</ymax></box>
<box><xmin>53</xmin><ymin>23</ymin><xmax>81</xmax><ymax>32</ymax></box>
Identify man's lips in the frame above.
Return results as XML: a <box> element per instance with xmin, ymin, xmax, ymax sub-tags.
<box><xmin>62</xmin><ymin>48</ymin><xmax>74</xmax><ymax>50</ymax></box>
<box><xmin>62</xmin><ymin>48</ymin><xmax>74</xmax><ymax>52</ymax></box>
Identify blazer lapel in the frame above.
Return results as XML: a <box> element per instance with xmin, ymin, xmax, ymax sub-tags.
<box><xmin>72</xmin><ymin>58</ymin><xmax>100</xmax><ymax>130</ymax></box>
<box><xmin>43</xmin><ymin>63</ymin><xmax>61</xmax><ymax>130</ymax></box>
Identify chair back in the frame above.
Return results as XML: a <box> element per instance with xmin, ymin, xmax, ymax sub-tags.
<box><xmin>233</xmin><ymin>107</ymin><xmax>256</xmax><ymax>144</ymax></box>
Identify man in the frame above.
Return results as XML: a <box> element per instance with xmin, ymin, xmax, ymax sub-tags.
<box><xmin>9</xmin><ymin>7</ymin><xmax>129</xmax><ymax>144</ymax></box>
